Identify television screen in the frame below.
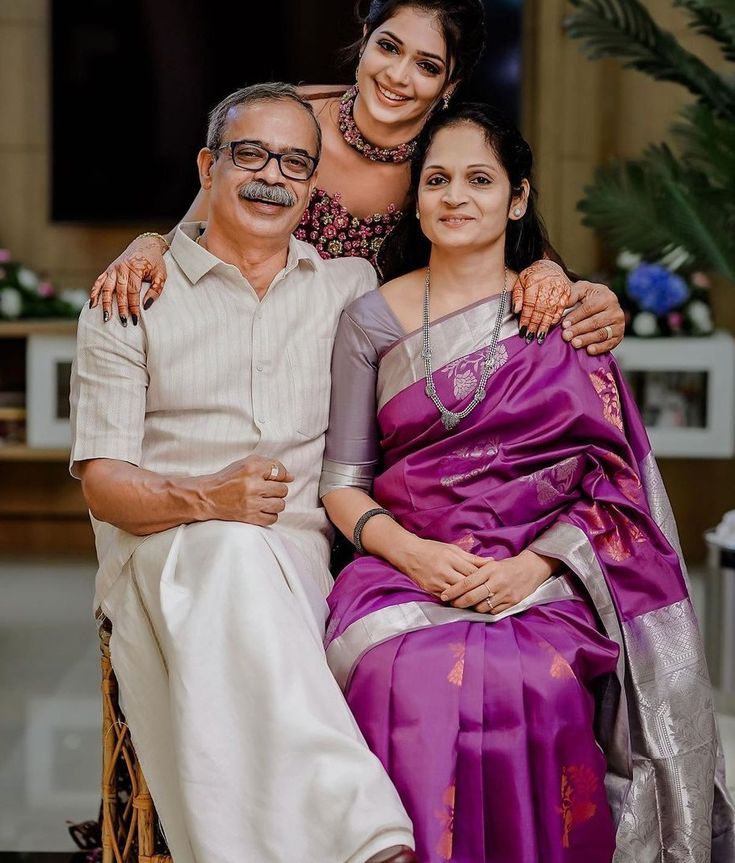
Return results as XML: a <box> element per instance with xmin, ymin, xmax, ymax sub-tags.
<box><xmin>51</xmin><ymin>0</ymin><xmax>522</xmax><ymax>224</ymax></box>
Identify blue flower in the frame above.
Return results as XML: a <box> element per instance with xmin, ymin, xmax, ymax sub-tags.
<box><xmin>626</xmin><ymin>263</ymin><xmax>690</xmax><ymax>315</ymax></box>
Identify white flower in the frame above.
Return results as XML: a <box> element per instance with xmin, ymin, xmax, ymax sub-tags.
<box><xmin>60</xmin><ymin>288</ymin><xmax>89</xmax><ymax>311</ymax></box>
<box><xmin>16</xmin><ymin>266</ymin><xmax>40</xmax><ymax>291</ymax></box>
<box><xmin>631</xmin><ymin>311</ymin><xmax>659</xmax><ymax>337</ymax></box>
<box><xmin>0</xmin><ymin>287</ymin><xmax>23</xmax><ymax>318</ymax></box>
<box><xmin>616</xmin><ymin>250</ymin><xmax>642</xmax><ymax>271</ymax></box>
<box><xmin>658</xmin><ymin>246</ymin><xmax>691</xmax><ymax>273</ymax></box>
<box><xmin>687</xmin><ymin>300</ymin><xmax>713</xmax><ymax>334</ymax></box>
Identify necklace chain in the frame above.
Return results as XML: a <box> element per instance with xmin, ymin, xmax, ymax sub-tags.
<box><xmin>422</xmin><ymin>267</ymin><xmax>508</xmax><ymax>432</ymax></box>
<box><xmin>338</xmin><ymin>86</ymin><xmax>419</xmax><ymax>164</ymax></box>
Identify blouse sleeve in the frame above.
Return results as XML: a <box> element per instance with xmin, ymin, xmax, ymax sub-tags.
<box><xmin>319</xmin><ymin>309</ymin><xmax>380</xmax><ymax>498</ymax></box>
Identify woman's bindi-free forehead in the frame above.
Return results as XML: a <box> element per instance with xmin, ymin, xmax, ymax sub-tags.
<box><xmin>373</xmin><ymin>6</ymin><xmax>448</xmax><ymax>66</ymax></box>
<box><xmin>423</xmin><ymin>123</ymin><xmax>504</xmax><ymax>177</ymax></box>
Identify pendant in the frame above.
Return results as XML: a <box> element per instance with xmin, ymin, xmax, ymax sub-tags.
<box><xmin>441</xmin><ymin>411</ymin><xmax>460</xmax><ymax>431</ymax></box>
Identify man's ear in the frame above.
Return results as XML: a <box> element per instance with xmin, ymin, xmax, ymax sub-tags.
<box><xmin>197</xmin><ymin>148</ymin><xmax>216</xmax><ymax>191</ymax></box>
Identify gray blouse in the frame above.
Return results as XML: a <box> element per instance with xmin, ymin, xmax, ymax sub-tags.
<box><xmin>319</xmin><ymin>289</ymin><xmax>405</xmax><ymax>498</ymax></box>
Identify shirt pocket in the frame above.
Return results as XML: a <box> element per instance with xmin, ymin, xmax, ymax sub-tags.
<box><xmin>286</xmin><ymin>337</ymin><xmax>334</xmax><ymax>438</ymax></box>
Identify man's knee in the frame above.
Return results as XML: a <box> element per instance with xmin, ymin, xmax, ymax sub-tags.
<box><xmin>184</xmin><ymin>520</ymin><xmax>272</xmax><ymax>556</ymax></box>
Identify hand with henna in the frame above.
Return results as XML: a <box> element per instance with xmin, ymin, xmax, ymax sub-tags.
<box><xmin>512</xmin><ymin>260</ymin><xmax>625</xmax><ymax>354</ymax></box>
<box><xmin>89</xmin><ymin>234</ymin><xmax>169</xmax><ymax>326</ymax></box>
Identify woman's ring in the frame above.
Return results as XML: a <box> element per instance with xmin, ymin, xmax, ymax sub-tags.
<box><xmin>270</xmin><ymin>464</ymin><xmax>280</xmax><ymax>479</ymax></box>
<box><xmin>485</xmin><ymin>597</ymin><xmax>494</xmax><ymax>610</ymax></box>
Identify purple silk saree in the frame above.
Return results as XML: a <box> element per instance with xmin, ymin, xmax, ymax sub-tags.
<box><xmin>323</xmin><ymin>295</ymin><xmax>735</xmax><ymax>863</ymax></box>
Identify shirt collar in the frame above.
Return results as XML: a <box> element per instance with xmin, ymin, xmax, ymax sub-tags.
<box><xmin>171</xmin><ymin>222</ymin><xmax>317</xmax><ymax>286</ymax></box>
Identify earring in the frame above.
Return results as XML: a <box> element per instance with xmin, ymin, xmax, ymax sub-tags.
<box><xmin>513</xmin><ymin>208</ymin><xmax>523</xmax><ymax>217</ymax></box>
<box><xmin>443</xmin><ymin>92</ymin><xmax>451</xmax><ymax>110</ymax></box>
<box><xmin>415</xmin><ymin>210</ymin><xmax>420</xmax><ymax>219</ymax></box>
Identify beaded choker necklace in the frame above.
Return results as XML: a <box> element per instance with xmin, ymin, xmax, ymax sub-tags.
<box><xmin>338</xmin><ymin>85</ymin><xmax>418</xmax><ymax>164</ymax></box>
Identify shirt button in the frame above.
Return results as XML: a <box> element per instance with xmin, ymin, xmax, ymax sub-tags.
<box><xmin>256</xmin><ymin>363</ymin><xmax>263</xmax><ymax>372</ymax></box>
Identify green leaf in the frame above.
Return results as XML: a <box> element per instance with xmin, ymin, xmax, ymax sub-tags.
<box><xmin>566</xmin><ymin>0</ymin><xmax>735</xmax><ymax>117</ymax></box>
<box><xmin>672</xmin><ymin>103</ymin><xmax>735</xmax><ymax>192</ymax></box>
<box><xmin>578</xmin><ymin>144</ymin><xmax>735</xmax><ymax>279</ymax></box>
<box><xmin>675</xmin><ymin>0</ymin><xmax>735</xmax><ymax>62</ymax></box>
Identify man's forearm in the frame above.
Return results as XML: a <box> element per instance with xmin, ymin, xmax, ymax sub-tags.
<box><xmin>79</xmin><ymin>459</ymin><xmax>210</xmax><ymax>536</ymax></box>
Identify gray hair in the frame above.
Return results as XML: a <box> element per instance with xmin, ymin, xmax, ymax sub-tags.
<box><xmin>206</xmin><ymin>82</ymin><xmax>322</xmax><ymax>160</ymax></box>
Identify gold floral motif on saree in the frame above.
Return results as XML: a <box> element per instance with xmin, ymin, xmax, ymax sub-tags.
<box><xmin>441</xmin><ymin>439</ymin><xmax>501</xmax><ymax>488</ymax></box>
<box><xmin>521</xmin><ymin>456</ymin><xmax>580</xmax><ymax>506</ymax></box>
<box><xmin>538</xmin><ymin>641</ymin><xmax>576</xmax><ymax>680</ymax></box>
<box><xmin>558</xmin><ymin>764</ymin><xmax>599</xmax><ymax>848</ymax></box>
<box><xmin>443</xmin><ymin>345</ymin><xmax>509</xmax><ymax>399</ymax></box>
<box><xmin>454</xmin><ymin>532</ymin><xmax>478</xmax><ymax>553</ymax></box>
<box><xmin>605</xmin><ymin>452</ymin><xmax>643</xmax><ymax>503</ymax></box>
<box><xmin>447</xmin><ymin>643</ymin><xmax>466</xmax><ymax>687</ymax></box>
<box><xmin>589</xmin><ymin>369</ymin><xmax>624</xmax><ymax>432</ymax></box>
<box><xmin>435</xmin><ymin>784</ymin><xmax>456</xmax><ymax>860</ymax></box>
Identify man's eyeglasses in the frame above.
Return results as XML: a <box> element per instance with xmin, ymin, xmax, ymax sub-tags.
<box><xmin>214</xmin><ymin>140</ymin><xmax>318</xmax><ymax>181</ymax></box>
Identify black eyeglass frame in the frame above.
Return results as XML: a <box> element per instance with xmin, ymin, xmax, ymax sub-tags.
<box><xmin>213</xmin><ymin>139</ymin><xmax>319</xmax><ymax>181</ymax></box>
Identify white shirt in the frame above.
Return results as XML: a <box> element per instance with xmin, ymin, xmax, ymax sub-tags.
<box><xmin>70</xmin><ymin>222</ymin><xmax>377</xmax><ymax>605</ymax></box>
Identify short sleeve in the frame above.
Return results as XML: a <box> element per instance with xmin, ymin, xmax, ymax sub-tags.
<box><xmin>69</xmin><ymin>307</ymin><xmax>148</xmax><ymax>478</ymax></box>
<box><xmin>319</xmin><ymin>310</ymin><xmax>380</xmax><ymax>497</ymax></box>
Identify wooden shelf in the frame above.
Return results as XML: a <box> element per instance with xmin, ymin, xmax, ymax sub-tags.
<box><xmin>0</xmin><ymin>445</ymin><xmax>69</xmax><ymax>461</ymax></box>
<box><xmin>0</xmin><ymin>319</ymin><xmax>78</xmax><ymax>337</ymax></box>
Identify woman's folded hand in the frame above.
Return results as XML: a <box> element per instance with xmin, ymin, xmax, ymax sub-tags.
<box><xmin>392</xmin><ymin>537</ymin><xmax>482</xmax><ymax>599</ymax></box>
<box><xmin>440</xmin><ymin>549</ymin><xmax>556</xmax><ymax>615</ymax></box>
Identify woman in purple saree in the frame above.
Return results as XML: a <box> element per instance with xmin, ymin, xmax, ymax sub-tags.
<box><xmin>319</xmin><ymin>104</ymin><xmax>735</xmax><ymax>862</ymax></box>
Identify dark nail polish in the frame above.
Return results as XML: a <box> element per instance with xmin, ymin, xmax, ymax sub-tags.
<box><xmin>537</xmin><ymin>331</ymin><xmax>546</xmax><ymax>345</ymax></box>
<box><xmin>89</xmin><ymin>298</ymin><xmax>93</xmax><ymax>309</ymax></box>
<box><xmin>518</xmin><ymin>325</ymin><xmax>527</xmax><ymax>339</ymax></box>
<box><xmin>120</xmin><ymin>316</ymin><xmax>128</xmax><ymax>327</ymax></box>
<box><xmin>131</xmin><ymin>314</ymin><xmax>138</xmax><ymax>326</ymax></box>
<box><xmin>143</xmin><ymin>298</ymin><xmax>154</xmax><ymax>310</ymax></box>
<box><xmin>526</xmin><ymin>332</ymin><xmax>535</xmax><ymax>343</ymax></box>
<box><xmin>103</xmin><ymin>311</ymin><xmax>110</xmax><ymax>323</ymax></box>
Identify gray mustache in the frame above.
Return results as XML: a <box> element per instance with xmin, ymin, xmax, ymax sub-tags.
<box><xmin>239</xmin><ymin>180</ymin><xmax>296</xmax><ymax>208</ymax></box>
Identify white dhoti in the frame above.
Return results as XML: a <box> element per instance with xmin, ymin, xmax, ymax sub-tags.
<box><xmin>100</xmin><ymin>520</ymin><xmax>413</xmax><ymax>863</ymax></box>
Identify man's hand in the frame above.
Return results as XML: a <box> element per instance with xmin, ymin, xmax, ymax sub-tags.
<box><xmin>440</xmin><ymin>550</ymin><xmax>555</xmax><ymax>615</ymax></box>
<box><xmin>200</xmin><ymin>456</ymin><xmax>294</xmax><ymax>526</ymax></box>
<box><xmin>562</xmin><ymin>281</ymin><xmax>625</xmax><ymax>355</ymax></box>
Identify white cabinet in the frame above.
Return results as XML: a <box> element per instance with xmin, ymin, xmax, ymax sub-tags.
<box><xmin>614</xmin><ymin>332</ymin><xmax>735</xmax><ymax>458</ymax></box>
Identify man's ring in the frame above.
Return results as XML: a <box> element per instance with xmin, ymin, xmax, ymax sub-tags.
<box><xmin>602</xmin><ymin>325</ymin><xmax>613</xmax><ymax>341</ymax></box>
<box><xmin>269</xmin><ymin>464</ymin><xmax>280</xmax><ymax>479</ymax></box>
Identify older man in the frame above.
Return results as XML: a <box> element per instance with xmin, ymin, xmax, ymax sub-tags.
<box><xmin>70</xmin><ymin>83</ymin><xmax>415</xmax><ymax>863</ymax></box>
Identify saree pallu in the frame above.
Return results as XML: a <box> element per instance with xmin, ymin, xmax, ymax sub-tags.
<box><xmin>324</xmin><ymin>299</ymin><xmax>735</xmax><ymax>863</ymax></box>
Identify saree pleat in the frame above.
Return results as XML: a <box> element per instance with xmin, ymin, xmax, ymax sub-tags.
<box><xmin>345</xmin><ymin>602</ymin><xmax>618</xmax><ymax>862</ymax></box>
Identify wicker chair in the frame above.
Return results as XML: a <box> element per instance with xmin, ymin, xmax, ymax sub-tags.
<box><xmin>100</xmin><ymin>620</ymin><xmax>172</xmax><ymax>863</ymax></box>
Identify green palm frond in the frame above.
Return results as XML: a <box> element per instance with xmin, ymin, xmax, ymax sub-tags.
<box><xmin>675</xmin><ymin>0</ymin><xmax>735</xmax><ymax>62</ymax></box>
<box><xmin>672</xmin><ymin>103</ymin><xmax>735</xmax><ymax>191</ymax></box>
<box><xmin>565</xmin><ymin>0</ymin><xmax>735</xmax><ymax>118</ymax></box>
<box><xmin>578</xmin><ymin>144</ymin><xmax>735</xmax><ymax>278</ymax></box>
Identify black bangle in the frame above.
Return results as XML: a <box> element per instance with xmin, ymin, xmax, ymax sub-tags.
<box><xmin>353</xmin><ymin>507</ymin><xmax>395</xmax><ymax>554</ymax></box>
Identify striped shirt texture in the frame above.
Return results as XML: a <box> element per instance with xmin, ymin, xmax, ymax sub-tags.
<box><xmin>70</xmin><ymin>222</ymin><xmax>377</xmax><ymax>604</ymax></box>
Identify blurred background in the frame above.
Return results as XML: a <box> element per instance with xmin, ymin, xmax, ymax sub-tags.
<box><xmin>1</xmin><ymin>0</ymin><xmax>734</xmax><ymax>854</ymax></box>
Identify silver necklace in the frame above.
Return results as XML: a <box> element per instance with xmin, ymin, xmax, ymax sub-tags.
<box><xmin>422</xmin><ymin>266</ymin><xmax>508</xmax><ymax>431</ymax></box>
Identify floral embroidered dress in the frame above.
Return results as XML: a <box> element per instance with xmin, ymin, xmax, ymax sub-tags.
<box><xmin>318</xmin><ymin>289</ymin><xmax>734</xmax><ymax>863</ymax></box>
<box><xmin>295</xmin><ymin>187</ymin><xmax>402</xmax><ymax>266</ymax></box>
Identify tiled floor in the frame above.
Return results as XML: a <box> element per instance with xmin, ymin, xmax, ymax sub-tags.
<box><xmin>0</xmin><ymin>556</ymin><xmax>733</xmax><ymax>853</ymax></box>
